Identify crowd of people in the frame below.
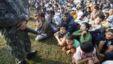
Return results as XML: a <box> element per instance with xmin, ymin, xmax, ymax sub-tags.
<box><xmin>30</xmin><ymin>0</ymin><xmax>113</xmax><ymax>64</ymax></box>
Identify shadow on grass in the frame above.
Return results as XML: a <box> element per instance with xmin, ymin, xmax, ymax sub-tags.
<box><xmin>38</xmin><ymin>37</ymin><xmax>57</xmax><ymax>45</ymax></box>
<box><xmin>30</xmin><ymin>55</ymin><xmax>68</xmax><ymax>64</ymax></box>
<box><xmin>29</xmin><ymin>34</ymin><xmax>58</xmax><ymax>46</ymax></box>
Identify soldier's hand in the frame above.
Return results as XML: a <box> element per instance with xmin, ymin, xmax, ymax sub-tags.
<box><xmin>17</xmin><ymin>21</ymin><xmax>27</xmax><ymax>30</ymax></box>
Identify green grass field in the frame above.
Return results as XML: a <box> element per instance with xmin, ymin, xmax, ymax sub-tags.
<box><xmin>0</xmin><ymin>22</ymin><xmax>72</xmax><ymax>64</ymax></box>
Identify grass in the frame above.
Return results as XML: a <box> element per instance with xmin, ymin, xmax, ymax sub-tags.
<box><xmin>0</xmin><ymin>21</ymin><xmax>72</xmax><ymax>64</ymax></box>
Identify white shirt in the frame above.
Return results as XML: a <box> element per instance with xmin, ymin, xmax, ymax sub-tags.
<box><xmin>73</xmin><ymin>47</ymin><xmax>96</xmax><ymax>61</ymax></box>
<box><xmin>53</xmin><ymin>12</ymin><xmax>62</xmax><ymax>26</ymax></box>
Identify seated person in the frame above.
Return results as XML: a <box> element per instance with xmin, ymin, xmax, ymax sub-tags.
<box><xmin>70</xmin><ymin>7</ymin><xmax>77</xmax><ymax>20</ymax></box>
<box><xmin>98</xmin><ymin>29</ymin><xmax>113</xmax><ymax>61</ymax></box>
<box><xmin>89</xmin><ymin>14</ymin><xmax>105</xmax><ymax>31</ymax></box>
<box><xmin>72</xmin><ymin>22</ymin><xmax>92</xmax><ymax>43</ymax></box>
<box><xmin>89</xmin><ymin>14</ymin><xmax>105</xmax><ymax>45</ymax></box>
<box><xmin>61</xmin><ymin>12</ymin><xmax>79</xmax><ymax>35</ymax></box>
<box><xmin>90</xmin><ymin>5</ymin><xmax>102</xmax><ymax>21</ymax></box>
<box><xmin>72</xmin><ymin>43</ymin><xmax>99</xmax><ymax>64</ymax></box>
<box><xmin>51</xmin><ymin>10</ymin><xmax>62</xmax><ymax>32</ymax></box>
<box><xmin>54</xmin><ymin>26</ymin><xmax>67</xmax><ymax>46</ymax></box>
<box><xmin>35</xmin><ymin>12</ymin><xmax>48</xmax><ymax>41</ymax></box>
<box><xmin>107</xmin><ymin>9</ymin><xmax>113</xmax><ymax>28</ymax></box>
<box><xmin>62</xmin><ymin>36</ymin><xmax>80</xmax><ymax>54</ymax></box>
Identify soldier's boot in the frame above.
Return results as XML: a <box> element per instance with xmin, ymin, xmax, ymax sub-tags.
<box><xmin>18</xmin><ymin>60</ymin><xmax>29</xmax><ymax>64</ymax></box>
<box><xmin>26</xmin><ymin>50</ymin><xmax>37</xmax><ymax>60</ymax></box>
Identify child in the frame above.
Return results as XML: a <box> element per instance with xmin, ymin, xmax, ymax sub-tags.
<box><xmin>98</xmin><ymin>29</ymin><xmax>113</xmax><ymax>60</ymax></box>
<box><xmin>72</xmin><ymin>43</ymin><xmax>99</xmax><ymax>64</ymax></box>
<box><xmin>72</xmin><ymin>22</ymin><xmax>92</xmax><ymax>43</ymax></box>
<box><xmin>54</xmin><ymin>26</ymin><xmax>67</xmax><ymax>46</ymax></box>
<box><xmin>62</xmin><ymin>36</ymin><xmax>80</xmax><ymax>54</ymax></box>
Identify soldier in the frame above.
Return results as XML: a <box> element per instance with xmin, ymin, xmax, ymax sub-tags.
<box><xmin>0</xmin><ymin>0</ymin><xmax>37</xmax><ymax>64</ymax></box>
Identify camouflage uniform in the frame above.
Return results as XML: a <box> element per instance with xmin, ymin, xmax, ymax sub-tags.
<box><xmin>0</xmin><ymin>0</ymin><xmax>31</xmax><ymax>63</ymax></box>
<box><xmin>2</xmin><ymin>27</ymin><xmax>31</xmax><ymax>62</ymax></box>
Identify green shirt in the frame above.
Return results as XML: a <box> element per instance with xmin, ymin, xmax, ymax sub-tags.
<box><xmin>73</xmin><ymin>39</ymin><xmax>80</xmax><ymax>48</ymax></box>
<box><xmin>73</xmin><ymin>30</ymin><xmax>92</xmax><ymax>43</ymax></box>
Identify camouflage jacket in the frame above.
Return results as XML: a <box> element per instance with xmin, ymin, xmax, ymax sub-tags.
<box><xmin>0</xmin><ymin>0</ymin><xmax>29</xmax><ymax>27</ymax></box>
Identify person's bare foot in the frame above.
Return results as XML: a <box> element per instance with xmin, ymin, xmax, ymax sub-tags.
<box><xmin>66</xmin><ymin>50</ymin><xmax>71</xmax><ymax>54</ymax></box>
<box><xmin>62</xmin><ymin>47</ymin><xmax>66</xmax><ymax>52</ymax></box>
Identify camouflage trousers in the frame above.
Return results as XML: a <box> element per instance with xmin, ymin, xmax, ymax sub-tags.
<box><xmin>2</xmin><ymin>27</ymin><xmax>31</xmax><ymax>61</ymax></box>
